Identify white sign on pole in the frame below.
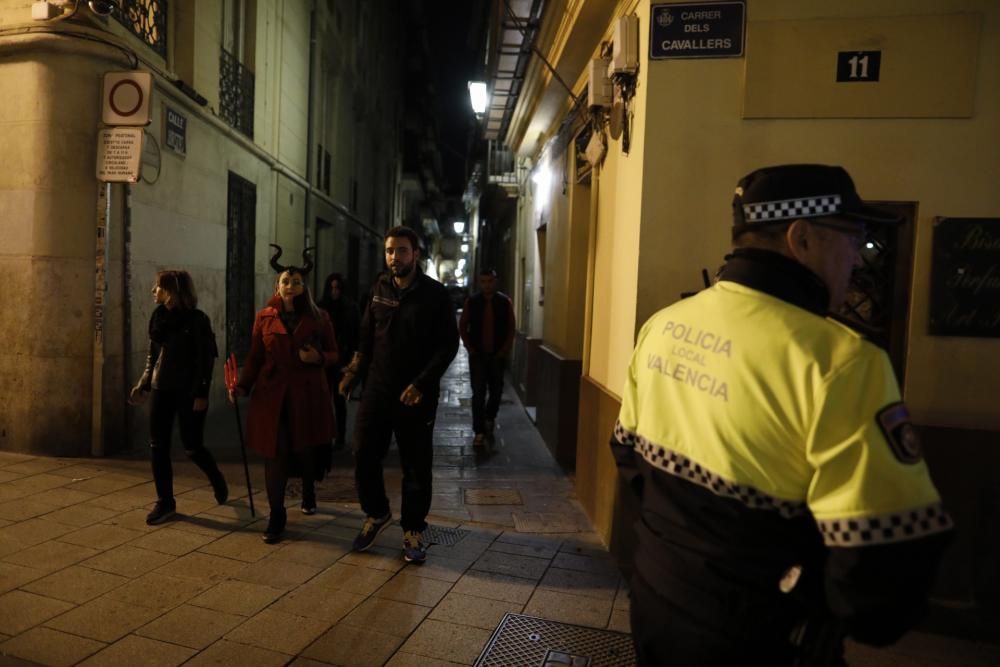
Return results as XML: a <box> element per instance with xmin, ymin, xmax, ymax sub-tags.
<box><xmin>102</xmin><ymin>71</ymin><xmax>152</xmax><ymax>126</ymax></box>
<box><xmin>96</xmin><ymin>127</ymin><xmax>144</xmax><ymax>182</ymax></box>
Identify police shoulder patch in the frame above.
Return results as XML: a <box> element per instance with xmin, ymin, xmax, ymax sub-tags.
<box><xmin>876</xmin><ymin>402</ymin><xmax>922</xmax><ymax>464</ymax></box>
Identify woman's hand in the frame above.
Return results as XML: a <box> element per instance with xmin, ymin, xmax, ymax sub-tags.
<box><xmin>338</xmin><ymin>370</ymin><xmax>356</xmax><ymax>398</ymax></box>
<box><xmin>128</xmin><ymin>386</ymin><xmax>148</xmax><ymax>406</ymax></box>
<box><xmin>228</xmin><ymin>386</ymin><xmax>246</xmax><ymax>403</ymax></box>
<box><xmin>193</xmin><ymin>398</ymin><xmax>209</xmax><ymax>412</ymax></box>
<box><xmin>299</xmin><ymin>344</ymin><xmax>322</xmax><ymax>364</ymax></box>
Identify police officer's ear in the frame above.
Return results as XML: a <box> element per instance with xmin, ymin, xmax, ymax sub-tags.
<box><xmin>785</xmin><ymin>219</ymin><xmax>813</xmax><ymax>261</ymax></box>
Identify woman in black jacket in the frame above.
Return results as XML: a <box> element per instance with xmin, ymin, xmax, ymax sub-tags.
<box><xmin>129</xmin><ymin>270</ymin><xmax>228</xmax><ymax>525</ymax></box>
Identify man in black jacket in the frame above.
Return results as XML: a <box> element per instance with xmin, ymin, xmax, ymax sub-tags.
<box><xmin>459</xmin><ymin>268</ymin><xmax>516</xmax><ymax>445</ymax></box>
<box><xmin>339</xmin><ymin>226</ymin><xmax>459</xmax><ymax>563</ymax></box>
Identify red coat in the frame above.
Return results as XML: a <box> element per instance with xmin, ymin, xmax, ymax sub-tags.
<box><xmin>237</xmin><ymin>296</ymin><xmax>338</xmax><ymax>458</ymax></box>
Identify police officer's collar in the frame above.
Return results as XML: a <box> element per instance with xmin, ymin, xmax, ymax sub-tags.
<box><xmin>718</xmin><ymin>248</ymin><xmax>830</xmax><ymax>316</ymax></box>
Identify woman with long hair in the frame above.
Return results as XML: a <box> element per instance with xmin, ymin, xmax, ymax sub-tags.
<box><xmin>130</xmin><ymin>269</ymin><xmax>228</xmax><ymax>525</ymax></box>
<box><xmin>317</xmin><ymin>272</ymin><xmax>360</xmax><ymax>449</ymax></box>
<box><xmin>230</xmin><ymin>246</ymin><xmax>338</xmax><ymax>543</ymax></box>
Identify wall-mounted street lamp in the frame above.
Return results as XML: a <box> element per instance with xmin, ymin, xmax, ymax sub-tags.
<box><xmin>460</xmin><ymin>243</ymin><xmax>469</xmax><ymax>253</ymax></box>
<box><xmin>453</xmin><ymin>221</ymin><xmax>466</xmax><ymax>234</ymax></box>
<box><xmin>532</xmin><ymin>163</ymin><xmax>552</xmax><ymax>210</ymax></box>
<box><xmin>468</xmin><ymin>82</ymin><xmax>489</xmax><ymax>115</ymax></box>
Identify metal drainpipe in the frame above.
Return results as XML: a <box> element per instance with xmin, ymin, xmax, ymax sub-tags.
<box><xmin>122</xmin><ymin>183</ymin><xmax>133</xmax><ymax>452</ymax></box>
<box><xmin>304</xmin><ymin>0</ymin><xmax>318</xmax><ymax>290</ymax></box>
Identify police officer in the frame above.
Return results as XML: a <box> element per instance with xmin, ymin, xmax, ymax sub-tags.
<box><xmin>611</xmin><ymin>164</ymin><xmax>953</xmax><ymax>665</ymax></box>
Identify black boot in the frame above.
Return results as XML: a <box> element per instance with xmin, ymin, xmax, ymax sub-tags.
<box><xmin>210</xmin><ymin>472</ymin><xmax>229</xmax><ymax>505</ymax></box>
<box><xmin>301</xmin><ymin>479</ymin><xmax>317</xmax><ymax>515</ymax></box>
<box><xmin>146</xmin><ymin>500</ymin><xmax>176</xmax><ymax>526</ymax></box>
<box><xmin>263</xmin><ymin>507</ymin><xmax>286</xmax><ymax>544</ymax></box>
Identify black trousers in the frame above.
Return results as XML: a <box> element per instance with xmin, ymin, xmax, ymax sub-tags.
<box><xmin>329</xmin><ymin>367</ymin><xmax>348</xmax><ymax>444</ymax></box>
<box><xmin>264</xmin><ymin>411</ymin><xmax>319</xmax><ymax>527</ymax></box>
<box><xmin>352</xmin><ymin>391</ymin><xmax>437</xmax><ymax>532</ymax></box>
<box><xmin>149</xmin><ymin>388</ymin><xmax>222</xmax><ymax>503</ymax></box>
<box><xmin>469</xmin><ymin>352</ymin><xmax>504</xmax><ymax>434</ymax></box>
<box><xmin>629</xmin><ymin>572</ymin><xmax>799</xmax><ymax>667</ymax></box>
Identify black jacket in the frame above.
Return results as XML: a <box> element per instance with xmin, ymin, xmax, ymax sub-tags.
<box><xmin>461</xmin><ymin>291</ymin><xmax>514</xmax><ymax>354</ymax></box>
<box><xmin>357</xmin><ymin>272</ymin><xmax>459</xmax><ymax>397</ymax></box>
<box><xmin>319</xmin><ymin>296</ymin><xmax>361</xmax><ymax>362</ymax></box>
<box><xmin>138</xmin><ymin>306</ymin><xmax>218</xmax><ymax>398</ymax></box>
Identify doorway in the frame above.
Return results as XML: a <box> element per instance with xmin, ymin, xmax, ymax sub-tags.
<box><xmin>226</xmin><ymin>171</ymin><xmax>256</xmax><ymax>360</ymax></box>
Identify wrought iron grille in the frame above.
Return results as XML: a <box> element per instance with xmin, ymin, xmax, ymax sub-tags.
<box><xmin>226</xmin><ymin>172</ymin><xmax>257</xmax><ymax>361</ymax></box>
<box><xmin>220</xmin><ymin>48</ymin><xmax>255</xmax><ymax>138</ymax></box>
<box><xmin>835</xmin><ymin>203</ymin><xmax>915</xmax><ymax>383</ymax></box>
<box><xmin>113</xmin><ymin>0</ymin><xmax>167</xmax><ymax>57</ymax></box>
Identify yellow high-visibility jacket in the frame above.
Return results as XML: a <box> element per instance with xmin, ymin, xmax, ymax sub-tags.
<box><xmin>612</xmin><ymin>248</ymin><xmax>952</xmax><ymax>650</ymax></box>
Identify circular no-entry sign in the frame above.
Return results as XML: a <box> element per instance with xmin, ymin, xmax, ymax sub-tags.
<box><xmin>102</xmin><ymin>71</ymin><xmax>152</xmax><ymax>126</ymax></box>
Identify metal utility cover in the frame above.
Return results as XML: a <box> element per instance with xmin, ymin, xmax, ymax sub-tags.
<box><xmin>424</xmin><ymin>525</ymin><xmax>471</xmax><ymax>546</ymax></box>
<box><xmin>474</xmin><ymin>613</ymin><xmax>635</xmax><ymax>666</ymax></box>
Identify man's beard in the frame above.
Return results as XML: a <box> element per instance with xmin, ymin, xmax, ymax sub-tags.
<box><xmin>391</xmin><ymin>261</ymin><xmax>415</xmax><ymax>277</ymax></box>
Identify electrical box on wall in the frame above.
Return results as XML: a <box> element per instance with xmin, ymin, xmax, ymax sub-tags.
<box><xmin>609</xmin><ymin>14</ymin><xmax>639</xmax><ymax>75</ymax></box>
<box><xmin>588</xmin><ymin>57</ymin><xmax>612</xmax><ymax>107</ymax></box>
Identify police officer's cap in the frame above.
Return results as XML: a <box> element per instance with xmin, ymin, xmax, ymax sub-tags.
<box><xmin>732</xmin><ymin>164</ymin><xmax>900</xmax><ymax>239</ymax></box>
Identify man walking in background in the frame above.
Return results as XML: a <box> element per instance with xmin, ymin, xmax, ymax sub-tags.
<box><xmin>459</xmin><ymin>268</ymin><xmax>516</xmax><ymax>446</ymax></box>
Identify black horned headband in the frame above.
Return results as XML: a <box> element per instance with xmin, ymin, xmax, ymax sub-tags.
<box><xmin>269</xmin><ymin>244</ymin><xmax>315</xmax><ymax>276</ymax></box>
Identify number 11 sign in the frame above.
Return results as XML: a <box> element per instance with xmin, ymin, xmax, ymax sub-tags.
<box><xmin>836</xmin><ymin>50</ymin><xmax>882</xmax><ymax>82</ymax></box>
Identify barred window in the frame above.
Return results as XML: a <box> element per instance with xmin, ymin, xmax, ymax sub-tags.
<box><xmin>113</xmin><ymin>0</ymin><xmax>168</xmax><ymax>57</ymax></box>
<box><xmin>219</xmin><ymin>0</ymin><xmax>255</xmax><ymax>137</ymax></box>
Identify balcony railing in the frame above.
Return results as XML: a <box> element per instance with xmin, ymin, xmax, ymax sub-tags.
<box><xmin>113</xmin><ymin>0</ymin><xmax>167</xmax><ymax>57</ymax></box>
<box><xmin>487</xmin><ymin>140</ymin><xmax>517</xmax><ymax>187</ymax></box>
<box><xmin>219</xmin><ymin>48</ymin><xmax>255</xmax><ymax>138</ymax></box>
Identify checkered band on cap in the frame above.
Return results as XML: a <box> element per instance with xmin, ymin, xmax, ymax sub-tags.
<box><xmin>631</xmin><ymin>433</ymin><xmax>808</xmax><ymax>519</ymax></box>
<box><xmin>743</xmin><ymin>194</ymin><xmax>842</xmax><ymax>223</ymax></box>
<box><xmin>816</xmin><ymin>504</ymin><xmax>953</xmax><ymax>547</ymax></box>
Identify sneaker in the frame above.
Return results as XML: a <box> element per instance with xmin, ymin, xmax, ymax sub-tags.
<box><xmin>403</xmin><ymin>530</ymin><xmax>427</xmax><ymax>563</ymax></box>
<box><xmin>145</xmin><ymin>500</ymin><xmax>176</xmax><ymax>526</ymax></box>
<box><xmin>473</xmin><ymin>433</ymin><xmax>485</xmax><ymax>447</ymax></box>
<box><xmin>211</xmin><ymin>474</ymin><xmax>228</xmax><ymax>505</ymax></box>
<box><xmin>301</xmin><ymin>501</ymin><xmax>317</xmax><ymax>515</ymax></box>
<box><xmin>352</xmin><ymin>513</ymin><xmax>392</xmax><ymax>552</ymax></box>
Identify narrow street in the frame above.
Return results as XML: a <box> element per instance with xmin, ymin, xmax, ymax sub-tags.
<box><xmin>0</xmin><ymin>349</ymin><xmax>997</xmax><ymax>665</ymax></box>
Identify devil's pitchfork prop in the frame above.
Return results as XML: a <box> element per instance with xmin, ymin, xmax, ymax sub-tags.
<box><xmin>224</xmin><ymin>354</ymin><xmax>255</xmax><ymax>517</ymax></box>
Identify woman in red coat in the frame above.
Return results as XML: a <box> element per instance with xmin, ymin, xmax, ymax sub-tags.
<box><xmin>229</xmin><ymin>246</ymin><xmax>338</xmax><ymax>543</ymax></box>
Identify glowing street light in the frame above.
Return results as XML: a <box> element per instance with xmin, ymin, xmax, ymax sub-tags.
<box><xmin>532</xmin><ymin>163</ymin><xmax>552</xmax><ymax>209</ymax></box>
<box><xmin>453</xmin><ymin>221</ymin><xmax>466</xmax><ymax>234</ymax></box>
<box><xmin>460</xmin><ymin>243</ymin><xmax>469</xmax><ymax>253</ymax></box>
<box><xmin>468</xmin><ymin>81</ymin><xmax>488</xmax><ymax>114</ymax></box>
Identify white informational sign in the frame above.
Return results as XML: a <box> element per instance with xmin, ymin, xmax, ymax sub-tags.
<box><xmin>96</xmin><ymin>127</ymin><xmax>144</xmax><ymax>182</ymax></box>
<box><xmin>102</xmin><ymin>71</ymin><xmax>152</xmax><ymax>126</ymax></box>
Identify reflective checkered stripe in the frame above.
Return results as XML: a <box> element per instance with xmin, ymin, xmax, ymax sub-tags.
<box><xmin>817</xmin><ymin>505</ymin><xmax>953</xmax><ymax>547</ymax></box>
<box><xmin>743</xmin><ymin>194</ymin><xmax>841</xmax><ymax>223</ymax></box>
<box><xmin>613</xmin><ymin>419</ymin><xmax>637</xmax><ymax>447</ymax></box>
<box><xmin>617</xmin><ymin>421</ymin><xmax>808</xmax><ymax>519</ymax></box>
